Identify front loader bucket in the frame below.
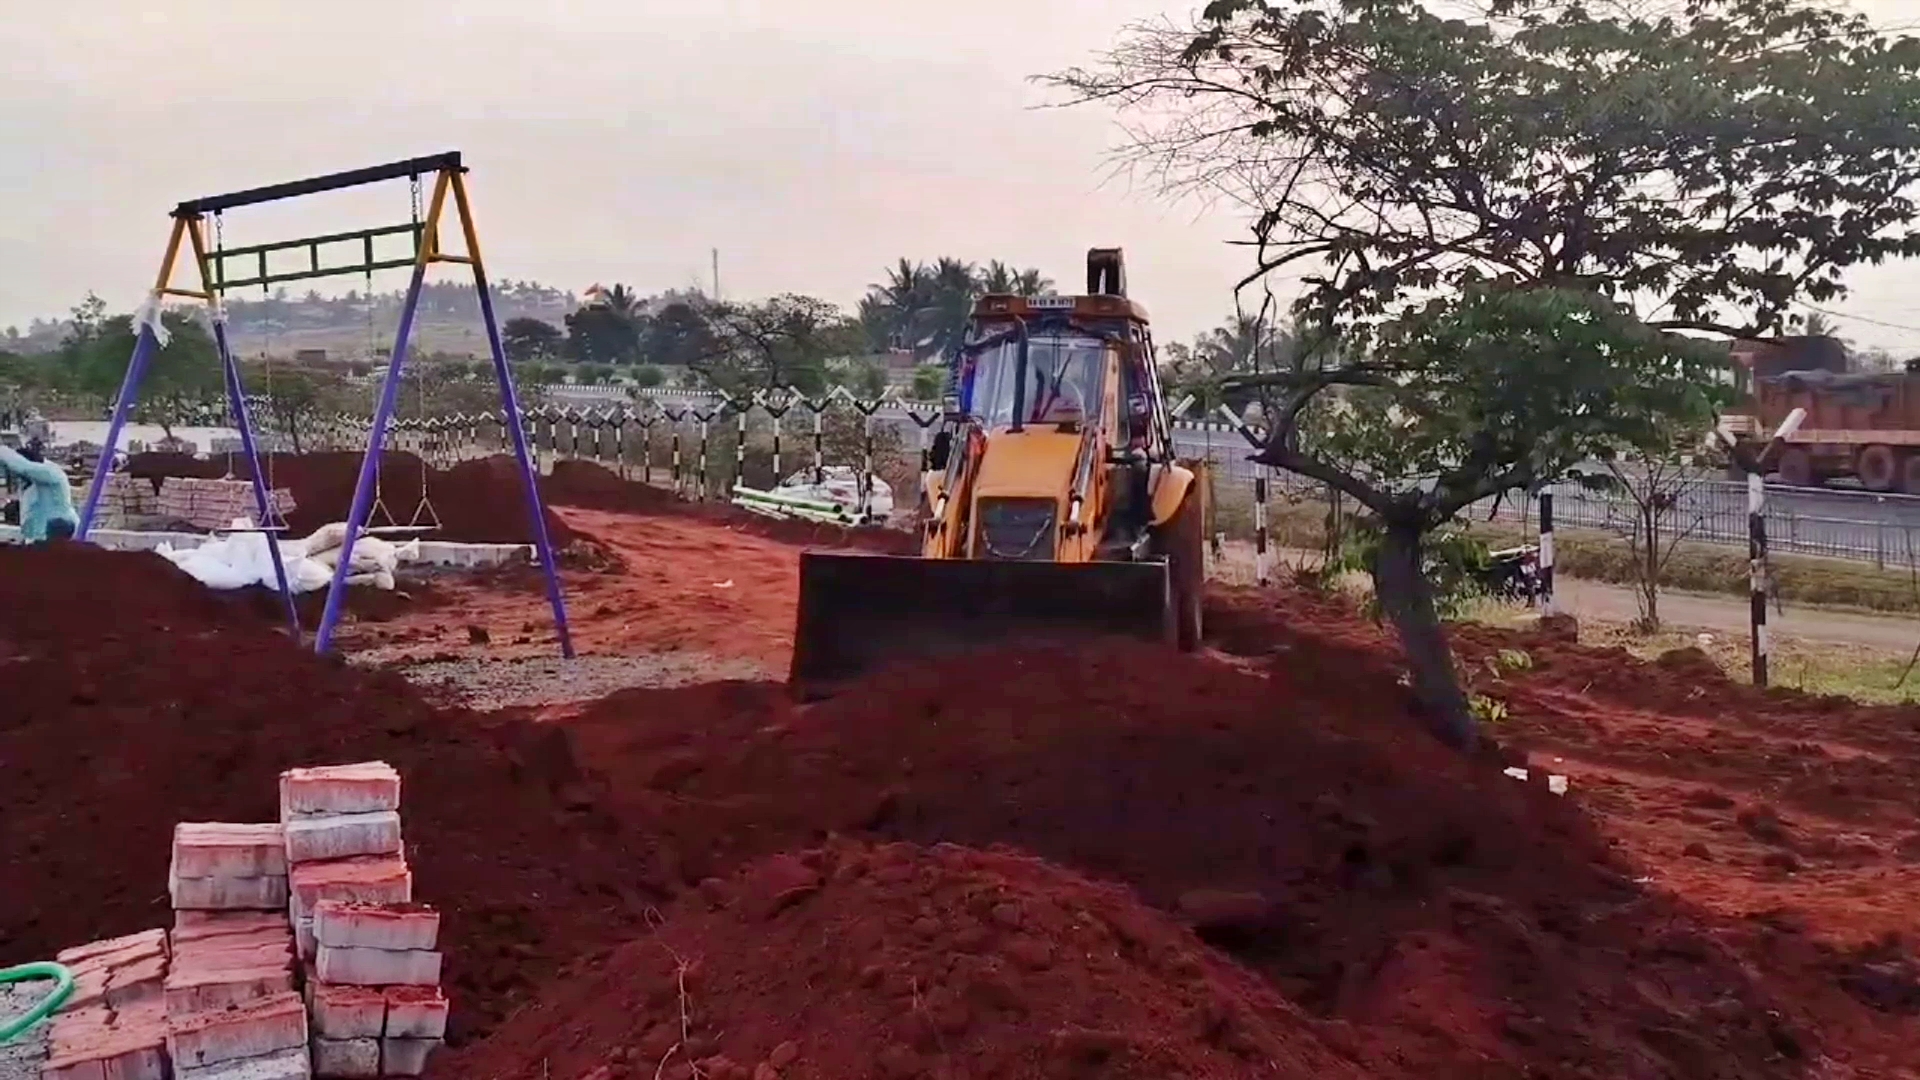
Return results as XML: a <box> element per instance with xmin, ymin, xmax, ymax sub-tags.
<box><xmin>789</xmin><ymin>551</ymin><xmax>1174</xmax><ymax>697</ymax></box>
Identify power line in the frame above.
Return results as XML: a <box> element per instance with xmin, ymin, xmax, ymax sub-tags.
<box><xmin>1794</xmin><ymin>301</ymin><xmax>1920</xmax><ymax>336</ymax></box>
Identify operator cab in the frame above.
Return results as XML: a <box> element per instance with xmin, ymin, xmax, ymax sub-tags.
<box><xmin>950</xmin><ymin>291</ymin><xmax>1169</xmax><ymax>460</ymax></box>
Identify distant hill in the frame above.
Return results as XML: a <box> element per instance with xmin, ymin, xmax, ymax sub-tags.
<box><xmin>5</xmin><ymin>280</ymin><xmax>581</xmax><ymax>360</ymax></box>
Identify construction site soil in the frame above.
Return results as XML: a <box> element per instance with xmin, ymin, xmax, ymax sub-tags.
<box><xmin>6</xmin><ymin>510</ymin><xmax>1919</xmax><ymax>1078</ymax></box>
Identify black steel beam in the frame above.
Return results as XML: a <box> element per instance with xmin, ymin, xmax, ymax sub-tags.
<box><xmin>173</xmin><ymin>152</ymin><xmax>463</xmax><ymax>217</ymax></box>
<box><xmin>209</xmin><ymin>222</ymin><xmax>418</xmax><ymax>261</ymax></box>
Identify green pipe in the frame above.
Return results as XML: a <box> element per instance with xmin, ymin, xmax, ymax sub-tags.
<box><xmin>1</xmin><ymin>961</ymin><xmax>74</xmax><ymax>1044</ymax></box>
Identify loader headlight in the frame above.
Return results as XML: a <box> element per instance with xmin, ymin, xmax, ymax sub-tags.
<box><xmin>975</xmin><ymin>498</ymin><xmax>1056</xmax><ymax>560</ymax></box>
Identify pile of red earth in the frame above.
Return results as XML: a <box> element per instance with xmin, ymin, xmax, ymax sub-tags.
<box><xmin>0</xmin><ymin>543</ymin><xmax>648</xmax><ymax>1041</ymax></box>
<box><xmin>127</xmin><ymin>450</ymin><xmax>577</xmax><ymax>547</ymax></box>
<box><xmin>470</xmin><ymin>630</ymin><xmax>1818</xmax><ymax>1078</ymax></box>
<box><xmin>542</xmin><ymin>459</ymin><xmax>916</xmax><ymax>554</ymax></box>
<box><xmin>448</xmin><ymin>839</ymin><xmax>1382</xmax><ymax>1080</ymax></box>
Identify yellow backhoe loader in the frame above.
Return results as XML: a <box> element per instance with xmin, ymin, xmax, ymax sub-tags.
<box><xmin>789</xmin><ymin>248</ymin><xmax>1209</xmax><ymax>694</ymax></box>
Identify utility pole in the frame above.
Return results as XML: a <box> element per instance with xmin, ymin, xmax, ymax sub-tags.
<box><xmin>711</xmin><ymin>249</ymin><xmax>721</xmax><ymax>301</ymax></box>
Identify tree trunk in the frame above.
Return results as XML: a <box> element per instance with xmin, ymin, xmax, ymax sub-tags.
<box><xmin>1373</xmin><ymin>523</ymin><xmax>1477</xmax><ymax>751</ymax></box>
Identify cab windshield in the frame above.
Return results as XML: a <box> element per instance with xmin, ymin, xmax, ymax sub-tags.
<box><xmin>964</xmin><ymin>334</ymin><xmax>1105</xmax><ymax>429</ymax></box>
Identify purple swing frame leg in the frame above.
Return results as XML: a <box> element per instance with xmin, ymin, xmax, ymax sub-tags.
<box><xmin>312</xmin><ymin>237</ymin><xmax>573</xmax><ymax>657</ymax></box>
<box><xmin>73</xmin><ymin>317</ymin><xmax>301</xmax><ymax>639</ymax></box>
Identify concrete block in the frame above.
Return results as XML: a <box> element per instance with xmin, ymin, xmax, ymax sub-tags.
<box><xmin>295</xmin><ymin>918</ymin><xmax>315</xmax><ymax>963</ymax></box>
<box><xmin>381</xmin><ymin>987</ymin><xmax>447</xmax><ymax>1040</ymax></box>
<box><xmin>164</xmin><ymin>965</ymin><xmax>296</xmax><ymax>1016</ymax></box>
<box><xmin>309</xmin><ymin>1037</ymin><xmax>380</xmax><ymax>1078</ymax></box>
<box><xmin>40</xmin><ymin>1005</ymin><xmax>168</xmax><ymax>1080</ymax></box>
<box><xmin>66</xmin><ymin>965</ymin><xmax>109</xmax><ymax>1011</ymax></box>
<box><xmin>173</xmin><ymin>1045</ymin><xmax>312</xmax><ymax>1080</ymax></box>
<box><xmin>174</xmin><ymin>911</ymin><xmax>290</xmax><ymax>943</ymax></box>
<box><xmin>103</xmin><ymin>954</ymin><xmax>167</xmax><ymax>1008</ymax></box>
<box><xmin>283</xmin><ymin>812</ymin><xmax>401</xmax><ymax>865</ymax></box>
<box><xmin>314</xmin><ymin>941</ymin><xmax>441</xmax><ymax>983</ymax></box>
<box><xmin>170</xmin><ymin>870</ymin><xmax>289</xmax><ymax>912</ymax></box>
<box><xmin>309</xmin><ymin>985</ymin><xmax>386</xmax><ymax>1039</ymax></box>
<box><xmin>312</xmin><ymin>903</ymin><xmax>437</xmax><ymax>952</ymax></box>
<box><xmin>168</xmin><ymin>991</ymin><xmax>307</xmax><ymax>1070</ymax></box>
<box><xmin>173</xmin><ymin>823</ymin><xmax>289</xmax><ymax>878</ymax></box>
<box><xmin>313</xmin><ymin>947</ymin><xmax>439</xmax><ymax>988</ymax></box>
<box><xmin>378</xmin><ymin>1038</ymin><xmax>441</xmax><ymax>1077</ymax></box>
<box><xmin>288</xmin><ymin>858</ymin><xmax>410</xmax><ymax>923</ymax></box>
<box><xmin>57</xmin><ymin>929</ymin><xmax>168</xmax><ymax>968</ymax></box>
<box><xmin>174</xmin><ymin>929</ymin><xmax>294</xmax><ymax>966</ymax></box>
<box><xmin>279</xmin><ymin>764</ymin><xmax>400</xmax><ymax>820</ymax></box>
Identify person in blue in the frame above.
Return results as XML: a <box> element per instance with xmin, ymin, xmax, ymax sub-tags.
<box><xmin>0</xmin><ymin>440</ymin><xmax>79</xmax><ymax>543</ymax></box>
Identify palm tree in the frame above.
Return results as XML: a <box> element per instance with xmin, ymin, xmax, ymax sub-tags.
<box><xmin>1011</xmin><ymin>268</ymin><xmax>1053</xmax><ymax>296</ymax></box>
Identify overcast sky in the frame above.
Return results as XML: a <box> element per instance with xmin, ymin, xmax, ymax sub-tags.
<box><xmin>5</xmin><ymin>0</ymin><xmax>1919</xmax><ymax>352</ymax></box>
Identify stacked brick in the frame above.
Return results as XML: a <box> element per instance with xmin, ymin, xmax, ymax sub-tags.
<box><xmin>153</xmin><ymin>478</ymin><xmax>296</xmax><ymax>532</ymax></box>
<box><xmin>33</xmin><ymin>762</ymin><xmax>444</xmax><ymax>1080</ymax></box>
<box><xmin>166</xmin><ymin>824</ymin><xmax>309</xmax><ymax>1079</ymax></box>
<box><xmin>92</xmin><ymin>474</ymin><xmax>159</xmax><ymax>529</ymax></box>
<box><xmin>41</xmin><ymin>930</ymin><xmax>170</xmax><ymax>1080</ymax></box>
<box><xmin>283</xmin><ymin>763</ymin><xmax>445</xmax><ymax>1078</ymax></box>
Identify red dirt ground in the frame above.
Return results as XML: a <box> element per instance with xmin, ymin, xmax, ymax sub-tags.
<box><xmin>346</xmin><ymin>507</ymin><xmax>830</xmax><ymax>666</ymax></box>
<box><xmin>0</xmin><ymin>543</ymin><xmax>652</xmax><ymax>1039</ymax></box>
<box><xmin>448</xmin><ymin>839</ymin><xmax>1383</xmax><ymax>1080</ymax></box>
<box><xmin>11</xmin><ymin>501</ymin><xmax>1920</xmax><ymax>1078</ymax></box>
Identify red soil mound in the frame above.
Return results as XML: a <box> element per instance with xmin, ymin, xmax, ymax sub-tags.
<box><xmin>0</xmin><ymin>544</ymin><xmax>646</xmax><ymax>1038</ymax></box>
<box><xmin>128</xmin><ymin>451</ymin><xmax>576</xmax><ymax>547</ymax></box>
<box><xmin>533</xmin><ymin>637</ymin><xmax>1810</xmax><ymax>1077</ymax></box>
<box><xmin>543</xmin><ymin>459</ymin><xmax>916</xmax><ymax>554</ymax></box>
<box><xmin>1205</xmin><ymin>585</ymin><xmax>1920</xmax><ymax>1073</ymax></box>
<box><xmin>446</xmin><ymin>839</ymin><xmax>1382</xmax><ymax>1080</ymax></box>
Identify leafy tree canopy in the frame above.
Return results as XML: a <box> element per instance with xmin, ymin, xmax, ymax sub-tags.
<box><xmin>1048</xmin><ymin>0</ymin><xmax>1920</xmax><ymax>336</ymax></box>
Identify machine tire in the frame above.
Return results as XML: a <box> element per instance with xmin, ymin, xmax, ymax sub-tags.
<box><xmin>1154</xmin><ymin>488</ymin><xmax>1206</xmax><ymax>652</ymax></box>
<box><xmin>1776</xmin><ymin>447</ymin><xmax>1815</xmax><ymax>488</ymax></box>
<box><xmin>1857</xmin><ymin>444</ymin><xmax>1899</xmax><ymax>492</ymax></box>
<box><xmin>1901</xmin><ymin>453</ymin><xmax>1920</xmax><ymax>495</ymax></box>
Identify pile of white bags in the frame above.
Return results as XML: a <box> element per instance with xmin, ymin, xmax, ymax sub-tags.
<box><xmin>157</xmin><ymin>520</ymin><xmax>422</xmax><ymax>593</ymax></box>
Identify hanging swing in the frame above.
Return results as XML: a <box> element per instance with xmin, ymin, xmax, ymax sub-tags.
<box><xmin>361</xmin><ymin>179</ymin><xmax>441</xmax><ymax>538</ymax></box>
<box><xmin>210</xmin><ymin>210</ymin><xmax>291</xmax><ymax>537</ymax></box>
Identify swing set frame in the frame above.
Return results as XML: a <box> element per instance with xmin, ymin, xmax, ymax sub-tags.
<box><xmin>76</xmin><ymin>151</ymin><xmax>574</xmax><ymax>657</ymax></box>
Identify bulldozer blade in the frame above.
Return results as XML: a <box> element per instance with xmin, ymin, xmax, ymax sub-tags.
<box><xmin>789</xmin><ymin>551</ymin><xmax>1173</xmax><ymax>696</ymax></box>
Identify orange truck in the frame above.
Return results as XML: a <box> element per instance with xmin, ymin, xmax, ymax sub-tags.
<box><xmin>1723</xmin><ymin>338</ymin><xmax>1920</xmax><ymax>491</ymax></box>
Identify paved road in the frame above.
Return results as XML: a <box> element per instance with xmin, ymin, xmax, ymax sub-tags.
<box><xmin>1551</xmin><ymin>577</ymin><xmax>1920</xmax><ymax>652</ymax></box>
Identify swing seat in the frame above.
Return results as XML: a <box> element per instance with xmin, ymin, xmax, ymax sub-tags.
<box><xmin>361</xmin><ymin>524</ymin><xmax>438</xmax><ymax>536</ymax></box>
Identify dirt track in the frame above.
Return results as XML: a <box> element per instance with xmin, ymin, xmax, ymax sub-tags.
<box><xmin>6</xmin><ymin>463</ymin><xmax>1920</xmax><ymax>1079</ymax></box>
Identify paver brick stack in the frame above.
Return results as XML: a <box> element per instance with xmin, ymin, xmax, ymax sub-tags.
<box><xmin>33</xmin><ymin>762</ymin><xmax>445</xmax><ymax>1080</ymax></box>
<box><xmin>284</xmin><ymin>763</ymin><xmax>445</xmax><ymax>1078</ymax></box>
<box><xmin>153</xmin><ymin>478</ymin><xmax>296</xmax><ymax>532</ymax></box>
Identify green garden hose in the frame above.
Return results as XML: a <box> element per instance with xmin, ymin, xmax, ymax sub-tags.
<box><xmin>0</xmin><ymin>962</ymin><xmax>74</xmax><ymax>1044</ymax></box>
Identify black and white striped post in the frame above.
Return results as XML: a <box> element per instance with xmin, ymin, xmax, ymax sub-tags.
<box><xmin>1714</xmin><ymin>406</ymin><xmax>1806</xmax><ymax>688</ymax></box>
<box><xmin>662</xmin><ymin>406</ymin><xmax>686</xmax><ymax>494</ymax></box>
<box><xmin>853</xmin><ymin>395</ymin><xmax>884</xmax><ymax>518</ymax></box>
<box><xmin>761</xmin><ymin>392</ymin><xmax>794</xmax><ymax>487</ymax></box>
<box><xmin>1215</xmin><ymin>403</ymin><xmax>1274</xmax><ymax>586</ymax></box>
<box><xmin>693</xmin><ymin>408</ymin><xmax>718</xmax><ymax>501</ymax></box>
<box><xmin>733</xmin><ymin>402</ymin><xmax>749</xmax><ymax>492</ymax></box>
<box><xmin>1537</xmin><ymin>491</ymin><xmax>1556</xmax><ymax>615</ymax></box>
<box><xmin>907</xmin><ymin>408</ymin><xmax>941</xmax><ymax>473</ymax></box>
<box><xmin>807</xmin><ymin>397</ymin><xmax>828</xmax><ymax>485</ymax></box>
<box><xmin>1748</xmin><ymin>471</ymin><xmax>1771</xmax><ymax>686</ymax></box>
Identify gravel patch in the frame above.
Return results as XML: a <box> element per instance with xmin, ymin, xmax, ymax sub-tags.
<box><xmin>0</xmin><ymin>978</ymin><xmax>52</xmax><ymax>1080</ymax></box>
<box><xmin>384</xmin><ymin>653</ymin><xmax>776</xmax><ymax>710</ymax></box>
